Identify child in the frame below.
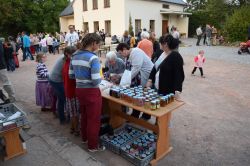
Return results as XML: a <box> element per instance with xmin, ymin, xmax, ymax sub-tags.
<box><xmin>192</xmin><ymin>50</ymin><xmax>206</xmax><ymax>78</ymax></box>
<box><xmin>62</xmin><ymin>46</ymin><xmax>79</xmax><ymax>135</ymax></box>
<box><xmin>35</xmin><ymin>52</ymin><xmax>52</xmax><ymax>111</ymax></box>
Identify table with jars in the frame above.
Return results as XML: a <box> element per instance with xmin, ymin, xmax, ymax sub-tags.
<box><xmin>101</xmin><ymin>85</ymin><xmax>185</xmax><ymax>166</ymax></box>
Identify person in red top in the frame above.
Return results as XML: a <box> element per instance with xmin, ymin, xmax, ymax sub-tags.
<box><xmin>238</xmin><ymin>40</ymin><xmax>250</xmax><ymax>54</ymax></box>
<box><xmin>62</xmin><ymin>46</ymin><xmax>79</xmax><ymax>135</ymax></box>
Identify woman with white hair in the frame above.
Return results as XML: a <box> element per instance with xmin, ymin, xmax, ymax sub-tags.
<box><xmin>104</xmin><ymin>51</ymin><xmax>125</xmax><ymax>83</ymax></box>
<box><xmin>137</xmin><ymin>31</ymin><xmax>153</xmax><ymax>58</ymax></box>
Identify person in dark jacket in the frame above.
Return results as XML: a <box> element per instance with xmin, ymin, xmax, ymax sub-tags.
<box><xmin>0</xmin><ymin>38</ymin><xmax>16</xmax><ymax>102</ymax></box>
<box><xmin>146</xmin><ymin>34</ymin><xmax>185</xmax><ymax>96</ymax></box>
<box><xmin>4</xmin><ymin>42</ymin><xmax>15</xmax><ymax>72</ymax></box>
<box><xmin>248</xmin><ymin>26</ymin><xmax>250</xmax><ymax>40</ymax></box>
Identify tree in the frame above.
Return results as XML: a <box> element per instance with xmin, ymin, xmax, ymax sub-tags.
<box><xmin>128</xmin><ymin>14</ymin><xmax>134</xmax><ymax>35</ymax></box>
<box><xmin>186</xmin><ymin>0</ymin><xmax>207</xmax><ymax>10</ymax></box>
<box><xmin>224</xmin><ymin>5</ymin><xmax>250</xmax><ymax>42</ymax></box>
<box><xmin>0</xmin><ymin>0</ymin><xmax>69</xmax><ymax>37</ymax></box>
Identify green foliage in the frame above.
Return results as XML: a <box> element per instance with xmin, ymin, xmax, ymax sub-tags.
<box><xmin>224</xmin><ymin>5</ymin><xmax>250</xmax><ymax>42</ymax></box>
<box><xmin>188</xmin><ymin>0</ymin><xmax>232</xmax><ymax>36</ymax></box>
<box><xmin>128</xmin><ymin>14</ymin><xmax>133</xmax><ymax>35</ymax></box>
<box><xmin>0</xmin><ymin>0</ymin><xmax>69</xmax><ymax>37</ymax></box>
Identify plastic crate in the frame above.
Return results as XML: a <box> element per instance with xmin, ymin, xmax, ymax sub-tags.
<box><xmin>100</xmin><ymin>124</ymin><xmax>145</xmax><ymax>154</ymax></box>
<box><xmin>0</xmin><ymin>103</ymin><xmax>28</xmax><ymax>131</ymax></box>
<box><xmin>120</xmin><ymin>132</ymin><xmax>157</xmax><ymax>166</ymax></box>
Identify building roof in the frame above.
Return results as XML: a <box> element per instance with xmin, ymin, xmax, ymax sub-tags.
<box><xmin>59</xmin><ymin>2</ymin><xmax>74</xmax><ymax>17</ymax></box>
<box><xmin>160</xmin><ymin>0</ymin><xmax>186</xmax><ymax>5</ymax></box>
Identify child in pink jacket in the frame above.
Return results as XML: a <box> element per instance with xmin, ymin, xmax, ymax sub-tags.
<box><xmin>192</xmin><ymin>50</ymin><xmax>206</xmax><ymax>78</ymax></box>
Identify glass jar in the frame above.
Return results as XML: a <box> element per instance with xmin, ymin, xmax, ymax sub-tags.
<box><xmin>150</xmin><ymin>101</ymin><xmax>157</xmax><ymax>110</ymax></box>
<box><xmin>160</xmin><ymin>97</ymin><xmax>165</xmax><ymax>107</ymax></box>
<box><xmin>144</xmin><ymin>100</ymin><xmax>151</xmax><ymax>109</ymax></box>
<box><xmin>156</xmin><ymin>99</ymin><xmax>160</xmax><ymax>109</ymax></box>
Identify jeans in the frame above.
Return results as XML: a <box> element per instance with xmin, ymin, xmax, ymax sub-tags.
<box><xmin>23</xmin><ymin>47</ymin><xmax>34</xmax><ymax>60</ymax></box>
<box><xmin>49</xmin><ymin>80</ymin><xmax>65</xmax><ymax>123</ymax></box>
<box><xmin>196</xmin><ymin>35</ymin><xmax>202</xmax><ymax>46</ymax></box>
<box><xmin>7</xmin><ymin>59</ymin><xmax>15</xmax><ymax>71</ymax></box>
<box><xmin>34</xmin><ymin>44</ymin><xmax>40</xmax><ymax>54</ymax></box>
<box><xmin>206</xmin><ymin>37</ymin><xmax>211</xmax><ymax>46</ymax></box>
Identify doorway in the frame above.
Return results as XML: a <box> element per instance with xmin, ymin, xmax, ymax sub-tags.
<box><xmin>162</xmin><ymin>20</ymin><xmax>169</xmax><ymax>35</ymax></box>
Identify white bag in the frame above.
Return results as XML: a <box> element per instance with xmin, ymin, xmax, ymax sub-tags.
<box><xmin>120</xmin><ymin>70</ymin><xmax>131</xmax><ymax>86</ymax></box>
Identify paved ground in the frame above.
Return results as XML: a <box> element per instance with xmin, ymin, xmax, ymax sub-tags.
<box><xmin>1</xmin><ymin>38</ymin><xmax>250</xmax><ymax>166</ymax></box>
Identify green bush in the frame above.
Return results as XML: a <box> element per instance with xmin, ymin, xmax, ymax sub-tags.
<box><xmin>224</xmin><ymin>5</ymin><xmax>250</xmax><ymax>42</ymax></box>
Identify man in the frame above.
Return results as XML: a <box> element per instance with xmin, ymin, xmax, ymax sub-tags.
<box><xmin>104</xmin><ymin>51</ymin><xmax>125</xmax><ymax>84</ymax></box>
<box><xmin>0</xmin><ymin>38</ymin><xmax>16</xmax><ymax>102</ymax></box>
<box><xmin>65</xmin><ymin>25</ymin><xmax>79</xmax><ymax>46</ymax></box>
<box><xmin>205</xmin><ymin>24</ymin><xmax>212</xmax><ymax>46</ymax></box>
<box><xmin>22</xmin><ymin>31</ymin><xmax>34</xmax><ymax>61</ymax></box>
<box><xmin>172</xmin><ymin>27</ymin><xmax>180</xmax><ymax>40</ymax></box>
<box><xmin>116</xmin><ymin>43</ymin><xmax>153</xmax><ymax>119</ymax></box>
<box><xmin>196</xmin><ymin>25</ymin><xmax>203</xmax><ymax>46</ymax></box>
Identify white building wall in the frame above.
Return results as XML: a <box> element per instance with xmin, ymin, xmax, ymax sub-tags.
<box><xmin>60</xmin><ymin>16</ymin><xmax>75</xmax><ymax>33</ymax></box>
<box><xmin>73</xmin><ymin>0</ymin><xmax>84</xmax><ymax>31</ymax></box>
<box><xmin>61</xmin><ymin>0</ymin><xmax>189</xmax><ymax>38</ymax></box>
<box><xmin>125</xmin><ymin>0</ymin><xmax>163</xmax><ymax>37</ymax></box>
<box><xmin>124</xmin><ymin>0</ymin><xmax>187</xmax><ymax>37</ymax></box>
<box><xmin>76</xmin><ymin>0</ymin><xmax>125</xmax><ymax>36</ymax></box>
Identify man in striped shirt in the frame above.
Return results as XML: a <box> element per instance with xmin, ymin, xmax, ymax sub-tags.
<box><xmin>69</xmin><ymin>33</ymin><xmax>105</xmax><ymax>152</ymax></box>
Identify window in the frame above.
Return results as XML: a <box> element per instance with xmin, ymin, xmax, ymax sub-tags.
<box><xmin>104</xmin><ymin>0</ymin><xmax>110</xmax><ymax>8</ymax></box>
<box><xmin>163</xmin><ymin>4</ymin><xmax>169</xmax><ymax>9</ymax></box>
<box><xmin>94</xmin><ymin>21</ymin><xmax>99</xmax><ymax>32</ymax></box>
<box><xmin>83</xmin><ymin>0</ymin><xmax>88</xmax><ymax>11</ymax></box>
<box><xmin>135</xmin><ymin>19</ymin><xmax>141</xmax><ymax>35</ymax></box>
<box><xmin>83</xmin><ymin>22</ymin><xmax>89</xmax><ymax>33</ymax></box>
<box><xmin>105</xmin><ymin>20</ymin><xmax>111</xmax><ymax>36</ymax></box>
<box><xmin>150</xmin><ymin>20</ymin><xmax>155</xmax><ymax>32</ymax></box>
<box><xmin>93</xmin><ymin>0</ymin><xmax>98</xmax><ymax>10</ymax></box>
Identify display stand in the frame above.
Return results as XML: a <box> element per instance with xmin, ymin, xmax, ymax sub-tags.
<box><xmin>0</xmin><ymin>127</ymin><xmax>26</xmax><ymax>161</ymax></box>
<box><xmin>102</xmin><ymin>93</ymin><xmax>184</xmax><ymax>166</ymax></box>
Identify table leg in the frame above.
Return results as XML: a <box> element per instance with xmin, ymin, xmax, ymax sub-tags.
<box><xmin>107</xmin><ymin>101</ymin><xmax>126</xmax><ymax>129</ymax></box>
<box><xmin>150</xmin><ymin>112</ymin><xmax>172</xmax><ymax>165</ymax></box>
<box><xmin>1</xmin><ymin>128</ymin><xmax>26</xmax><ymax>160</ymax></box>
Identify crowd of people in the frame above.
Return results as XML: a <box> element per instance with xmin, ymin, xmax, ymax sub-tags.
<box><xmin>32</xmin><ymin>23</ymin><xmax>185</xmax><ymax>153</ymax></box>
<box><xmin>196</xmin><ymin>24</ymin><xmax>223</xmax><ymax>46</ymax></box>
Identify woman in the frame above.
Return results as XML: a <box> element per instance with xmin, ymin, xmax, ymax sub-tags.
<box><xmin>146</xmin><ymin>34</ymin><xmax>185</xmax><ymax>97</ymax></box>
<box><xmin>62</xmin><ymin>46</ymin><xmax>79</xmax><ymax>135</ymax></box>
<box><xmin>69</xmin><ymin>33</ymin><xmax>105</xmax><ymax>152</ymax></box>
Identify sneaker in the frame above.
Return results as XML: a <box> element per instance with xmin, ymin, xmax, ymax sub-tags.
<box><xmin>88</xmin><ymin>146</ymin><xmax>106</xmax><ymax>152</ymax></box>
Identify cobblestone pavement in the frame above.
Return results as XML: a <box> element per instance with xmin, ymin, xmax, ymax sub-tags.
<box><xmin>1</xmin><ymin>38</ymin><xmax>250</xmax><ymax>166</ymax></box>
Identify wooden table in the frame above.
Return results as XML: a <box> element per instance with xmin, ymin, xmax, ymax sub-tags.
<box><xmin>0</xmin><ymin>127</ymin><xmax>26</xmax><ymax>160</ymax></box>
<box><xmin>102</xmin><ymin>93</ymin><xmax>184</xmax><ymax>166</ymax></box>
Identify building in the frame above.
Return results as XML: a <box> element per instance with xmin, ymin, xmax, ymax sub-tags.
<box><xmin>59</xmin><ymin>0</ymin><xmax>191</xmax><ymax>38</ymax></box>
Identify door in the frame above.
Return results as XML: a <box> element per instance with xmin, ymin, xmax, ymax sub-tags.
<box><xmin>94</xmin><ymin>21</ymin><xmax>99</xmax><ymax>32</ymax></box>
<box><xmin>105</xmin><ymin>20</ymin><xmax>111</xmax><ymax>36</ymax></box>
<box><xmin>162</xmin><ymin>20</ymin><xmax>169</xmax><ymax>35</ymax></box>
